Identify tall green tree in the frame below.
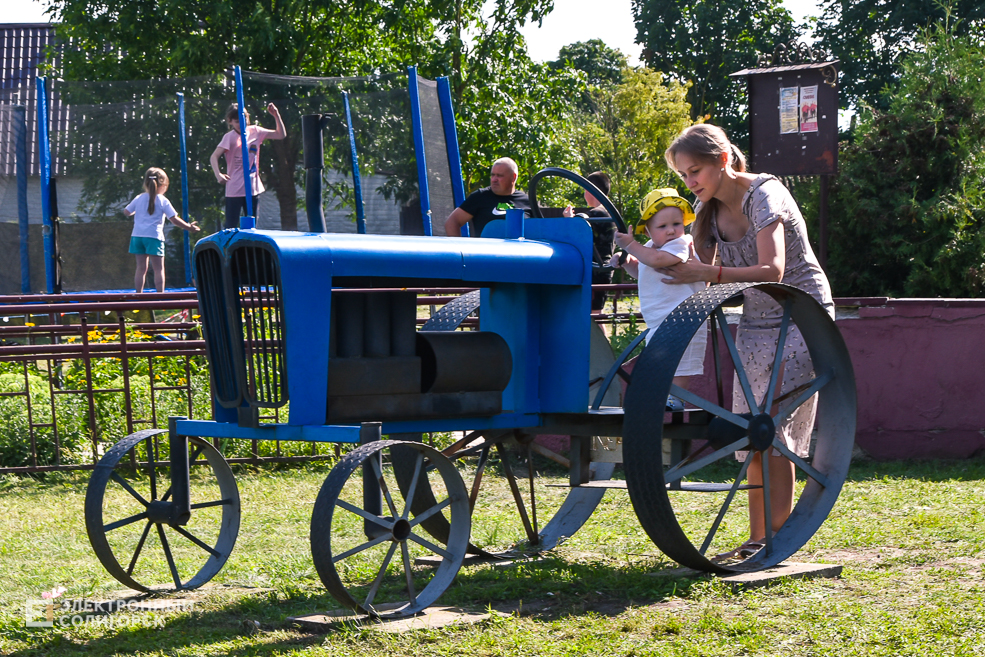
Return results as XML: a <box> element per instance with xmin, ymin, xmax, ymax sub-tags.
<box><xmin>550</xmin><ymin>39</ymin><xmax>628</xmax><ymax>88</ymax></box>
<box><xmin>814</xmin><ymin>0</ymin><xmax>985</xmax><ymax>112</ymax></box>
<box><xmin>45</xmin><ymin>0</ymin><xmax>580</xmax><ymax>227</ymax></box>
<box><xmin>826</xmin><ymin>20</ymin><xmax>985</xmax><ymax>297</ymax></box>
<box><xmin>548</xmin><ymin>39</ymin><xmax>627</xmax><ymax>113</ymax></box>
<box><xmin>574</xmin><ymin>68</ymin><xmax>693</xmax><ymax>224</ymax></box>
<box><xmin>631</xmin><ymin>0</ymin><xmax>800</xmax><ymax>143</ymax></box>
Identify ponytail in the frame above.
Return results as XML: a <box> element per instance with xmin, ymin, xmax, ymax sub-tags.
<box><xmin>142</xmin><ymin>167</ymin><xmax>169</xmax><ymax>214</ymax></box>
<box><xmin>664</xmin><ymin>124</ymin><xmax>748</xmax><ymax>263</ymax></box>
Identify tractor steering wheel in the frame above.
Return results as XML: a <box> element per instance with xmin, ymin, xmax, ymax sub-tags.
<box><xmin>527</xmin><ymin>167</ymin><xmax>628</xmax><ymax>271</ymax></box>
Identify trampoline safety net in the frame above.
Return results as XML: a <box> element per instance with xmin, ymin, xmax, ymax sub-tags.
<box><xmin>0</xmin><ymin>67</ymin><xmax>461</xmax><ymax>294</ymax></box>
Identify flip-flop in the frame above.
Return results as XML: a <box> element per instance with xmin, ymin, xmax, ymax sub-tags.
<box><xmin>711</xmin><ymin>539</ymin><xmax>765</xmax><ymax>563</ymax></box>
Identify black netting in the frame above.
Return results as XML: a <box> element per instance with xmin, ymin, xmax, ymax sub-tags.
<box><xmin>345</xmin><ymin>85</ymin><xmax>417</xmax><ymax>234</ymax></box>
<box><xmin>0</xmin><ymin>68</ymin><xmax>462</xmax><ymax>293</ymax></box>
<box><xmin>416</xmin><ymin>77</ymin><xmax>456</xmax><ymax>237</ymax></box>
<box><xmin>238</xmin><ymin>70</ymin><xmax>415</xmax><ymax>235</ymax></box>
<box><xmin>45</xmin><ymin>77</ymin><xmax>227</xmax><ymax>291</ymax></box>
<box><xmin>0</xmin><ymin>104</ymin><xmax>39</xmax><ymax>293</ymax></box>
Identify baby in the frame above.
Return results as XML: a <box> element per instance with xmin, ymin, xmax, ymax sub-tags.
<box><xmin>611</xmin><ymin>189</ymin><xmax>708</xmax><ymax>410</ymax></box>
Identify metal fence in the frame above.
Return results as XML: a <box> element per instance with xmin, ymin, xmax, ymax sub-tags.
<box><xmin>0</xmin><ymin>285</ymin><xmax>641</xmax><ymax>474</ymax></box>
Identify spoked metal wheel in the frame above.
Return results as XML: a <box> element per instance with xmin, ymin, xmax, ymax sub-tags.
<box><xmin>623</xmin><ymin>283</ymin><xmax>856</xmax><ymax>573</ymax></box>
<box><xmin>85</xmin><ymin>429</ymin><xmax>241</xmax><ymax>591</ymax></box>
<box><xmin>310</xmin><ymin>440</ymin><xmax>470</xmax><ymax>617</ymax></box>
<box><xmin>395</xmin><ymin>320</ymin><xmax>618</xmax><ymax>556</ymax></box>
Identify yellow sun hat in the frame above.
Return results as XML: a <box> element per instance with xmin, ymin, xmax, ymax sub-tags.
<box><xmin>635</xmin><ymin>188</ymin><xmax>695</xmax><ymax>234</ymax></box>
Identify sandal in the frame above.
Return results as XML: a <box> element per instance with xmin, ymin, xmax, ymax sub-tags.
<box><xmin>711</xmin><ymin>539</ymin><xmax>766</xmax><ymax>563</ymax></box>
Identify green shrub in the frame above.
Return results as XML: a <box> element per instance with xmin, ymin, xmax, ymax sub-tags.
<box><xmin>826</xmin><ymin>18</ymin><xmax>985</xmax><ymax>297</ymax></box>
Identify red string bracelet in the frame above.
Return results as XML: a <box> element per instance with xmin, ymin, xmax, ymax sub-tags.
<box><xmin>717</xmin><ymin>265</ymin><xmax>723</xmax><ymax>284</ymax></box>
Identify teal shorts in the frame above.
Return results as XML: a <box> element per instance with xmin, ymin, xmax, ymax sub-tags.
<box><xmin>129</xmin><ymin>236</ymin><xmax>165</xmax><ymax>256</ymax></box>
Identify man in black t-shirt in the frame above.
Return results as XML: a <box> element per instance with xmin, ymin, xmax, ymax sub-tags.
<box><xmin>444</xmin><ymin>157</ymin><xmax>530</xmax><ymax>237</ymax></box>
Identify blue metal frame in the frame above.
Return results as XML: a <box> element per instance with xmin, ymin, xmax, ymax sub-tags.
<box><xmin>436</xmin><ymin>76</ymin><xmax>469</xmax><ymax>237</ymax></box>
<box><xmin>234</xmin><ymin>66</ymin><xmax>255</xmax><ymax>229</ymax></box>
<box><xmin>406</xmin><ymin>66</ymin><xmax>432</xmax><ymax>236</ymax></box>
<box><xmin>14</xmin><ymin>105</ymin><xmax>30</xmax><ymax>293</ymax></box>
<box><xmin>177</xmin><ymin>92</ymin><xmax>192</xmax><ymax>284</ymax></box>
<box><xmin>35</xmin><ymin>76</ymin><xmax>54</xmax><ymax>294</ymax></box>
<box><xmin>342</xmin><ymin>91</ymin><xmax>366</xmax><ymax>234</ymax></box>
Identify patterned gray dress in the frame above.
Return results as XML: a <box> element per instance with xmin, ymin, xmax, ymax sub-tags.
<box><xmin>707</xmin><ymin>174</ymin><xmax>834</xmax><ymax>459</ymax></box>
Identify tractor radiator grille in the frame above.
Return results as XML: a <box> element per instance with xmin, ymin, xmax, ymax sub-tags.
<box><xmin>194</xmin><ymin>247</ymin><xmax>241</xmax><ymax>406</ymax></box>
<box><xmin>230</xmin><ymin>245</ymin><xmax>287</xmax><ymax>407</ymax></box>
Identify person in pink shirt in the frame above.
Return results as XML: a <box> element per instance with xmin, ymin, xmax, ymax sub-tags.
<box><xmin>209</xmin><ymin>102</ymin><xmax>286</xmax><ymax>228</ymax></box>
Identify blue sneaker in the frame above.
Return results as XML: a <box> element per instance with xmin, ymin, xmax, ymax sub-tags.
<box><xmin>666</xmin><ymin>395</ymin><xmax>685</xmax><ymax>412</ymax></box>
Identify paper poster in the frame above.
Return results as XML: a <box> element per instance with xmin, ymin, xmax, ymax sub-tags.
<box><xmin>779</xmin><ymin>87</ymin><xmax>799</xmax><ymax>134</ymax></box>
<box><xmin>800</xmin><ymin>85</ymin><xmax>818</xmax><ymax>133</ymax></box>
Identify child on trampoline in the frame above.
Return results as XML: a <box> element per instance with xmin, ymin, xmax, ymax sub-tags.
<box><xmin>610</xmin><ymin>189</ymin><xmax>708</xmax><ymax>411</ymax></box>
<box><xmin>123</xmin><ymin>168</ymin><xmax>200</xmax><ymax>293</ymax></box>
<box><xmin>210</xmin><ymin>102</ymin><xmax>286</xmax><ymax>229</ymax></box>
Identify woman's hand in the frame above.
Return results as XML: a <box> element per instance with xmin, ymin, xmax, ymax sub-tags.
<box><xmin>215</xmin><ymin>172</ymin><xmax>229</xmax><ymax>184</ymax></box>
<box><xmin>659</xmin><ymin>258</ymin><xmax>711</xmax><ymax>285</ymax></box>
<box><xmin>613</xmin><ymin>230</ymin><xmax>635</xmax><ymax>249</ymax></box>
<box><xmin>562</xmin><ymin>205</ymin><xmax>574</xmax><ymax>218</ymax></box>
<box><xmin>267</xmin><ymin>103</ymin><xmax>280</xmax><ymax>116</ymax></box>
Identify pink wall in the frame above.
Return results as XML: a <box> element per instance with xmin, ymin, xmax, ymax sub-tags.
<box><xmin>832</xmin><ymin>298</ymin><xmax>985</xmax><ymax>460</ymax></box>
<box><xmin>683</xmin><ymin>298</ymin><xmax>985</xmax><ymax>461</ymax></box>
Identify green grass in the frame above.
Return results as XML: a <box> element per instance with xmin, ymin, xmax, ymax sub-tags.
<box><xmin>1</xmin><ymin>459</ymin><xmax>985</xmax><ymax>655</ymax></box>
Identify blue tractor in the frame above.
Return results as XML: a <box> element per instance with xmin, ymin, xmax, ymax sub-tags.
<box><xmin>85</xmin><ymin>169</ymin><xmax>856</xmax><ymax>617</ymax></box>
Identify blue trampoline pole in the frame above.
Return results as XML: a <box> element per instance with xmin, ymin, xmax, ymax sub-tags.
<box><xmin>177</xmin><ymin>92</ymin><xmax>192</xmax><ymax>285</ymax></box>
<box><xmin>14</xmin><ymin>105</ymin><xmax>30</xmax><ymax>293</ymax></box>
<box><xmin>234</xmin><ymin>66</ymin><xmax>255</xmax><ymax>229</ymax></box>
<box><xmin>36</xmin><ymin>76</ymin><xmax>55</xmax><ymax>294</ymax></box>
<box><xmin>436</xmin><ymin>76</ymin><xmax>468</xmax><ymax>237</ymax></box>
<box><xmin>342</xmin><ymin>91</ymin><xmax>366</xmax><ymax>234</ymax></box>
<box><xmin>406</xmin><ymin>65</ymin><xmax>432</xmax><ymax>236</ymax></box>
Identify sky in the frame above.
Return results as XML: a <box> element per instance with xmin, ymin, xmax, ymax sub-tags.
<box><xmin>5</xmin><ymin>0</ymin><xmax>824</xmax><ymax>63</ymax></box>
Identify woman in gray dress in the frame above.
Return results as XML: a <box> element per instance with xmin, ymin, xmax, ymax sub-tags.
<box><xmin>661</xmin><ymin>124</ymin><xmax>834</xmax><ymax>558</ymax></box>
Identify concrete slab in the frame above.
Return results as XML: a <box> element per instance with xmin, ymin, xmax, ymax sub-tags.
<box><xmin>416</xmin><ymin>552</ymin><xmax>540</xmax><ymax>568</ymax></box>
<box><xmin>649</xmin><ymin>562</ymin><xmax>842</xmax><ymax>591</ymax></box>
<box><xmin>289</xmin><ymin>605</ymin><xmax>499</xmax><ymax>634</ymax></box>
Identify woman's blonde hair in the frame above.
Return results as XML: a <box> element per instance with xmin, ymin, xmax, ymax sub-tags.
<box><xmin>143</xmin><ymin>168</ymin><xmax>169</xmax><ymax>214</ymax></box>
<box><xmin>664</xmin><ymin>125</ymin><xmax>747</xmax><ymax>259</ymax></box>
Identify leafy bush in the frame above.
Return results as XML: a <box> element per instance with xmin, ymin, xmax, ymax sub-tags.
<box><xmin>826</xmin><ymin>18</ymin><xmax>985</xmax><ymax>297</ymax></box>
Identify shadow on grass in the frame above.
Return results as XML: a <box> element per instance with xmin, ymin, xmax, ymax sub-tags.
<box><xmin>4</xmin><ymin>556</ymin><xmax>710</xmax><ymax>656</ymax></box>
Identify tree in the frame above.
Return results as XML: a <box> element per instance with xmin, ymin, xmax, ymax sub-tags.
<box><xmin>45</xmin><ymin>0</ymin><xmax>581</xmax><ymax>227</ymax></box>
<box><xmin>574</xmin><ymin>68</ymin><xmax>693</xmax><ymax>224</ymax></box>
<box><xmin>825</xmin><ymin>20</ymin><xmax>985</xmax><ymax>297</ymax></box>
<box><xmin>814</xmin><ymin>0</ymin><xmax>985</xmax><ymax>112</ymax></box>
<box><xmin>550</xmin><ymin>39</ymin><xmax>628</xmax><ymax>88</ymax></box>
<box><xmin>631</xmin><ymin>0</ymin><xmax>800</xmax><ymax>143</ymax></box>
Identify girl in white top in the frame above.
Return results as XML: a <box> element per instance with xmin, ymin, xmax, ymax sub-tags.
<box><xmin>611</xmin><ymin>189</ymin><xmax>708</xmax><ymax>407</ymax></box>
<box><xmin>123</xmin><ymin>168</ymin><xmax>200</xmax><ymax>292</ymax></box>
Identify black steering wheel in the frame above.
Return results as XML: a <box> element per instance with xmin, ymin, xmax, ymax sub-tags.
<box><xmin>527</xmin><ymin>167</ymin><xmax>628</xmax><ymax>271</ymax></box>
<box><xmin>527</xmin><ymin>167</ymin><xmax>628</xmax><ymax>233</ymax></box>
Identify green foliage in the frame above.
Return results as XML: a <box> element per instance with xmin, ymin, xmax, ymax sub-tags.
<box><xmin>632</xmin><ymin>0</ymin><xmax>800</xmax><ymax>143</ymax></box>
<box><xmin>46</xmin><ymin>0</ymin><xmax>580</xmax><ymax>226</ymax></box>
<box><xmin>814</xmin><ymin>0</ymin><xmax>985</xmax><ymax>111</ymax></box>
<box><xmin>573</xmin><ymin>68</ymin><xmax>693</xmax><ymax>223</ymax></box>
<box><xmin>446</xmin><ymin>31</ymin><xmax>582</xmax><ymax>202</ymax></box>
<box><xmin>826</xmin><ymin>19</ymin><xmax>985</xmax><ymax>297</ymax></box>
<box><xmin>550</xmin><ymin>39</ymin><xmax>627</xmax><ymax>91</ymax></box>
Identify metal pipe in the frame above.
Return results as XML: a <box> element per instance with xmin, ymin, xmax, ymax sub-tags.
<box><xmin>302</xmin><ymin>113</ymin><xmax>326</xmax><ymax>233</ymax></box>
